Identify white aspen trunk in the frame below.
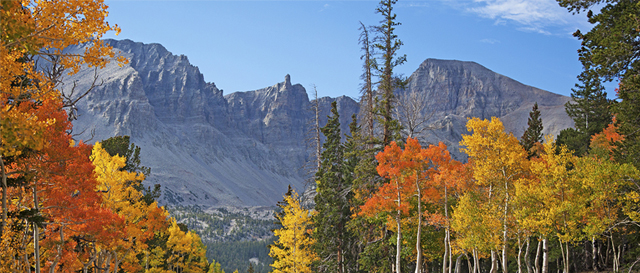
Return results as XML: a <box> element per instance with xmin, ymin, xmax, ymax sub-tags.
<box><xmin>449</xmin><ymin>237</ymin><xmax>453</xmax><ymax>273</ymax></box>
<box><xmin>490</xmin><ymin>250</ymin><xmax>498</xmax><ymax>273</ymax></box>
<box><xmin>33</xmin><ymin>184</ymin><xmax>41</xmax><ymax>273</ymax></box>
<box><xmin>474</xmin><ymin>249</ymin><xmax>480</xmax><ymax>273</ymax></box>
<box><xmin>592</xmin><ymin>237</ymin><xmax>598</xmax><ymax>272</ymax></box>
<box><xmin>517</xmin><ymin>234</ymin><xmax>523</xmax><ymax>273</ymax></box>
<box><xmin>455</xmin><ymin>255</ymin><xmax>462</xmax><ymax>273</ymax></box>
<box><xmin>534</xmin><ymin>239</ymin><xmax>541</xmax><ymax>273</ymax></box>
<box><xmin>559</xmin><ymin>241</ymin><xmax>570</xmax><ymax>273</ymax></box>
<box><xmin>442</xmin><ymin>230</ymin><xmax>448</xmax><ymax>273</ymax></box>
<box><xmin>396</xmin><ymin>175</ymin><xmax>403</xmax><ymax>273</ymax></box>
<box><xmin>397</xmin><ymin>211</ymin><xmax>402</xmax><ymax>273</ymax></box>
<box><xmin>49</xmin><ymin>225</ymin><xmax>64</xmax><ymax>273</ymax></box>
<box><xmin>525</xmin><ymin>237</ymin><xmax>532</xmax><ymax>273</ymax></box>
<box><xmin>415</xmin><ymin>171</ymin><xmax>423</xmax><ymax>273</ymax></box>
<box><xmin>611</xmin><ymin>236</ymin><xmax>620</xmax><ymax>272</ymax></box>
<box><xmin>443</xmin><ymin>184</ymin><xmax>450</xmax><ymax>273</ymax></box>
<box><xmin>542</xmin><ymin>238</ymin><xmax>548</xmax><ymax>273</ymax></box>
<box><xmin>465</xmin><ymin>252</ymin><xmax>473</xmax><ymax>273</ymax></box>
<box><xmin>502</xmin><ymin>179</ymin><xmax>509</xmax><ymax>273</ymax></box>
<box><xmin>1</xmin><ymin>155</ymin><xmax>8</xmax><ymax>237</ymax></box>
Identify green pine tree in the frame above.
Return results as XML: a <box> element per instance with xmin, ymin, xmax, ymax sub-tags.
<box><xmin>313</xmin><ymin>101</ymin><xmax>355</xmax><ymax>273</ymax></box>
<box><xmin>373</xmin><ymin>0</ymin><xmax>406</xmax><ymax>146</ymax></box>
<box><xmin>557</xmin><ymin>72</ymin><xmax>612</xmax><ymax>156</ymax></box>
<box><xmin>520</xmin><ymin>102</ymin><xmax>544</xmax><ymax>158</ymax></box>
<box><xmin>614</xmin><ymin>75</ymin><xmax>640</xmax><ymax>169</ymax></box>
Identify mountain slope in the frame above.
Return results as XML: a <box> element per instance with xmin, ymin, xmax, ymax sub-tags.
<box><xmin>403</xmin><ymin>59</ymin><xmax>573</xmax><ymax>159</ymax></box>
<box><xmin>64</xmin><ymin>40</ymin><xmax>571</xmax><ymax>207</ymax></box>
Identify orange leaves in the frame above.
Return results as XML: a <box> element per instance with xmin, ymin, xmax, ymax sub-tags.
<box><xmin>361</xmin><ymin>137</ymin><xmax>459</xmax><ymax>220</ymax></box>
<box><xmin>590</xmin><ymin>117</ymin><xmax>624</xmax><ymax>160</ymax></box>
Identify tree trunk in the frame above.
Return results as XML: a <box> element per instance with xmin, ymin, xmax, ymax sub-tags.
<box><xmin>517</xmin><ymin>234</ymin><xmax>523</xmax><ymax>273</ymax></box>
<box><xmin>1</xmin><ymin>155</ymin><xmax>8</xmax><ymax>237</ymax></box>
<box><xmin>396</xmin><ymin>211</ymin><xmax>402</xmax><ymax>273</ymax></box>
<box><xmin>542</xmin><ymin>238</ymin><xmax>548</xmax><ymax>273</ymax></box>
<box><xmin>502</xmin><ymin>181</ymin><xmax>509</xmax><ymax>273</ymax></box>
<box><xmin>474</xmin><ymin>249</ymin><xmax>480</xmax><ymax>273</ymax></box>
<box><xmin>465</xmin><ymin>252</ymin><xmax>473</xmax><ymax>273</ymax></box>
<box><xmin>490</xmin><ymin>250</ymin><xmax>498</xmax><ymax>273</ymax></box>
<box><xmin>416</xmin><ymin>172</ymin><xmax>423</xmax><ymax>273</ymax></box>
<box><xmin>49</xmin><ymin>225</ymin><xmax>64</xmax><ymax>273</ymax></box>
<box><xmin>525</xmin><ymin>237</ymin><xmax>532</xmax><ymax>273</ymax></box>
<box><xmin>535</xmin><ymin>240</ymin><xmax>541</xmax><ymax>273</ymax></box>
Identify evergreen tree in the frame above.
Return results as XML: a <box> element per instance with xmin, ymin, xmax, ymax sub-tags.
<box><xmin>313</xmin><ymin>101</ymin><xmax>355</xmax><ymax>273</ymax></box>
<box><xmin>359</xmin><ymin>21</ymin><xmax>376</xmax><ymax>141</ymax></box>
<box><xmin>614</xmin><ymin>76</ymin><xmax>640</xmax><ymax>169</ymax></box>
<box><xmin>520</xmin><ymin>102</ymin><xmax>544</xmax><ymax>158</ymax></box>
<box><xmin>557</xmin><ymin>72</ymin><xmax>612</xmax><ymax>156</ymax></box>
<box><xmin>373</xmin><ymin>0</ymin><xmax>406</xmax><ymax>146</ymax></box>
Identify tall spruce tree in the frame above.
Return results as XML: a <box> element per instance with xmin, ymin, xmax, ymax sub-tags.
<box><xmin>557</xmin><ymin>71</ymin><xmax>612</xmax><ymax>156</ymax></box>
<box><xmin>551</xmin><ymin>0</ymin><xmax>640</xmax><ymax>168</ymax></box>
<box><xmin>359</xmin><ymin>21</ymin><xmax>375</xmax><ymax>141</ymax></box>
<box><xmin>374</xmin><ymin>0</ymin><xmax>406</xmax><ymax>146</ymax></box>
<box><xmin>313</xmin><ymin>101</ymin><xmax>354</xmax><ymax>273</ymax></box>
<box><xmin>520</xmin><ymin>102</ymin><xmax>544</xmax><ymax>158</ymax></box>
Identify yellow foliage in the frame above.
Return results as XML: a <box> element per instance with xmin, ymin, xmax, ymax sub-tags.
<box><xmin>269</xmin><ymin>189</ymin><xmax>318</xmax><ymax>273</ymax></box>
<box><xmin>166</xmin><ymin>219</ymin><xmax>209</xmax><ymax>272</ymax></box>
<box><xmin>455</xmin><ymin>117</ymin><xmax>528</xmax><ymax>253</ymax></box>
<box><xmin>1</xmin><ymin>0</ymin><xmax>126</xmax><ymax>157</ymax></box>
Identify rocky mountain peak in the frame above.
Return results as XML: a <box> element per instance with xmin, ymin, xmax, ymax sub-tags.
<box><xmin>65</xmin><ymin>39</ymin><xmax>572</xmax><ymax>207</ymax></box>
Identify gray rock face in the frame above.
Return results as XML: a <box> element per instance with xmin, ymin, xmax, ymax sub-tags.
<box><xmin>402</xmin><ymin>59</ymin><xmax>573</xmax><ymax>159</ymax></box>
<box><xmin>65</xmin><ymin>40</ymin><xmax>571</xmax><ymax>207</ymax></box>
<box><xmin>65</xmin><ymin>39</ymin><xmax>358</xmax><ymax>207</ymax></box>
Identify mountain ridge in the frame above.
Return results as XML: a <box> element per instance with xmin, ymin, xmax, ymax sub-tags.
<box><xmin>63</xmin><ymin>39</ymin><xmax>572</xmax><ymax>207</ymax></box>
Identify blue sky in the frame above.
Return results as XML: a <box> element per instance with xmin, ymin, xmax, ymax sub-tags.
<box><xmin>103</xmin><ymin>0</ymin><xmax>609</xmax><ymax>100</ymax></box>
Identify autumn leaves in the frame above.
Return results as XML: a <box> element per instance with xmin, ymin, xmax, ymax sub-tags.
<box><xmin>271</xmin><ymin>114</ymin><xmax>640</xmax><ymax>273</ymax></box>
<box><xmin>1</xmin><ymin>1</ymin><xmax>210</xmax><ymax>272</ymax></box>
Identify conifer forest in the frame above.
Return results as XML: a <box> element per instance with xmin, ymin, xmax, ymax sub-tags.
<box><xmin>1</xmin><ymin>0</ymin><xmax>640</xmax><ymax>273</ymax></box>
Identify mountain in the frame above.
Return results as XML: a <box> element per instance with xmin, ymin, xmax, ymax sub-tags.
<box><xmin>63</xmin><ymin>39</ymin><xmax>572</xmax><ymax>207</ymax></box>
<box><xmin>402</xmin><ymin>58</ymin><xmax>573</xmax><ymax>159</ymax></box>
<box><xmin>63</xmin><ymin>39</ymin><xmax>357</xmax><ymax>207</ymax></box>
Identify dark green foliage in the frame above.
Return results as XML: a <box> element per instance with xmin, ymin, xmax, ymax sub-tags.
<box><xmin>614</xmin><ymin>75</ymin><xmax>640</xmax><ymax>169</ymax></box>
<box><xmin>555</xmin><ymin>0</ymin><xmax>638</xmax><ymax>158</ymax></box>
<box><xmin>520</xmin><ymin>102</ymin><xmax>544</xmax><ymax>158</ymax></box>
<box><xmin>206</xmin><ymin>240</ymin><xmax>273</xmax><ymax>273</ymax></box>
<box><xmin>168</xmin><ymin>205</ymin><xmax>276</xmax><ymax>273</ymax></box>
<box><xmin>313</xmin><ymin>102</ymin><xmax>357</xmax><ymax>272</ymax></box>
<box><xmin>559</xmin><ymin>71</ymin><xmax>612</xmax><ymax>156</ymax></box>
<box><xmin>101</xmin><ymin>135</ymin><xmax>151</xmax><ymax>176</ymax></box>
<box><xmin>373</xmin><ymin>0</ymin><xmax>406</xmax><ymax>146</ymax></box>
<box><xmin>101</xmin><ymin>135</ymin><xmax>160</xmax><ymax>204</ymax></box>
<box><xmin>557</xmin><ymin>128</ymin><xmax>590</xmax><ymax>156</ymax></box>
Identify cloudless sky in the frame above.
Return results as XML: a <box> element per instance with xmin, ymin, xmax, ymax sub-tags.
<box><xmin>103</xmin><ymin>0</ymin><xmax>614</xmax><ymax>100</ymax></box>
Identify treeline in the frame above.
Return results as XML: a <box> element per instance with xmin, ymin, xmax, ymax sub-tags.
<box><xmin>0</xmin><ymin>1</ymin><xmax>213</xmax><ymax>272</ymax></box>
<box><xmin>169</xmin><ymin>206</ymin><xmax>275</xmax><ymax>242</ymax></box>
<box><xmin>269</xmin><ymin>0</ymin><xmax>640</xmax><ymax>273</ymax></box>
<box><xmin>207</xmin><ymin>239</ymin><xmax>274</xmax><ymax>273</ymax></box>
<box><xmin>169</xmin><ymin>205</ymin><xmax>276</xmax><ymax>273</ymax></box>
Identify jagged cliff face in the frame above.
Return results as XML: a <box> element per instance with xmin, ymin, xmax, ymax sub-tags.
<box><xmin>65</xmin><ymin>39</ymin><xmax>358</xmax><ymax>207</ymax></box>
<box><xmin>403</xmin><ymin>59</ymin><xmax>573</xmax><ymax>159</ymax></box>
<box><xmin>65</xmin><ymin>40</ymin><xmax>571</xmax><ymax>207</ymax></box>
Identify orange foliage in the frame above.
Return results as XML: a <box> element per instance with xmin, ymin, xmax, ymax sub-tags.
<box><xmin>590</xmin><ymin>117</ymin><xmax>624</xmax><ymax>160</ymax></box>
